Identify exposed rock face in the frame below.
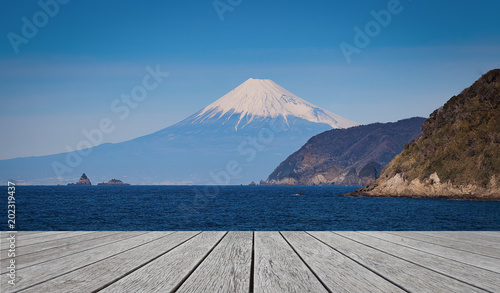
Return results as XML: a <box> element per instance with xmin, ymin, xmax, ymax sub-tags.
<box><xmin>265</xmin><ymin>117</ymin><xmax>426</xmax><ymax>186</ymax></box>
<box><xmin>350</xmin><ymin>69</ymin><xmax>500</xmax><ymax>199</ymax></box>
<box><xmin>68</xmin><ymin>173</ymin><xmax>92</xmax><ymax>185</ymax></box>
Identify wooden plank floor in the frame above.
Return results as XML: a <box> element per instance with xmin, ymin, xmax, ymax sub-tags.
<box><xmin>1</xmin><ymin>232</ymin><xmax>499</xmax><ymax>293</ymax></box>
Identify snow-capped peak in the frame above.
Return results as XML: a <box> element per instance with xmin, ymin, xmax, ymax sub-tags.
<box><xmin>193</xmin><ymin>78</ymin><xmax>357</xmax><ymax>130</ymax></box>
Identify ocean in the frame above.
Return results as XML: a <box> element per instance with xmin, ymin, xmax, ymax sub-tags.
<box><xmin>6</xmin><ymin>185</ymin><xmax>500</xmax><ymax>231</ymax></box>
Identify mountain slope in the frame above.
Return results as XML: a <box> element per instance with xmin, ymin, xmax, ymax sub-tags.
<box><xmin>176</xmin><ymin>78</ymin><xmax>357</xmax><ymax>130</ymax></box>
<box><xmin>0</xmin><ymin>79</ymin><xmax>356</xmax><ymax>185</ymax></box>
<box><xmin>265</xmin><ymin>117</ymin><xmax>426</xmax><ymax>186</ymax></box>
<box><xmin>350</xmin><ymin>69</ymin><xmax>500</xmax><ymax>199</ymax></box>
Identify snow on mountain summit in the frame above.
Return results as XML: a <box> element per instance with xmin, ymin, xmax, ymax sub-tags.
<box><xmin>192</xmin><ymin>78</ymin><xmax>358</xmax><ymax>130</ymax></box>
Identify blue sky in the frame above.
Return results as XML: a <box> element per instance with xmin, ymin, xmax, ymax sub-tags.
<box><xmin>1</xmin><ymin>0</ymin><xmax>499</xmax><ymax>159</ymax></box>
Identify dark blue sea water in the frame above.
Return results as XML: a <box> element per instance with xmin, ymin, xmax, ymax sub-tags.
<box><xmin>5</xmin><ymin>185</ymin><xmax>500</xmax><ymax>230</ymax></box>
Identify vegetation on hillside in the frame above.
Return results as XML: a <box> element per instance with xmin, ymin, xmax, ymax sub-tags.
<box><xmin>374</xmin><ymin>69</ymin><xmax>500</xmax><ymax>193</ymax></box>
<box><xmin>266</xmin><ymin>117</ymin><xmax>425</xmax><ymax>186</ymax></box>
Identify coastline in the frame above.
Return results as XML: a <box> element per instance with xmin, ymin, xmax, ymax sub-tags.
<box><xmin>343</xmin><ymin>190</ymin><xmax>500</xmax><ymax>201</ymax></box>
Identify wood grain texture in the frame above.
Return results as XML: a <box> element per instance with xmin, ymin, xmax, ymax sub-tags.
<box><xmin>390</xmin><ymin>231</ymin><xmax>500</xmax><ymax>259</ymax></box>
<box><xmin>254</xmin><ymin>231</ymin><xmax>328</xmax><ymax>293</ymax></box>
<box><xmin>176</xmin><ymin>231</ymin><xmax>252</xmax><ymax>293</ymax></box>
<box><xmin>2</xmin><ymin>231</ymin><xmax>498</xmax><ymax>293</ymax></box>
<box><xmin>1</xmin><ymin>231</ymin><xmax>84</xmax><ymax>251</ymax></box>
<box><xmin>20</xmin><ymin>232</ymin><xmax>200</xmax><ymax>293</ymax></box>
<box><xmin>99</xmin><ymin>231</ymin><xmax>226</xmax><ymax>293</ymax></box>
<box><xmin>281</xmin><ymin>231</ymin><xmax>405</xmax><ymax>293</ymax></box>
<box><xmin>360</xmin><ymin>231</ymin><xmax>500</xmax><ymax>273</ymax></box>
<box><xmin>337</xmin><ymin>232</ymin><xmax>500</xmax><ymax>292</ymax></box>
<box><xmin>1</xmin><ymin>232</ymin><xmax>119</xmax><ymax>261</ymax></box>
<box><xmin>1</xmin><ymin>232</ymin><xmax>134</xmax><ymax>274</ymax></box>
<box><xmin>309</xmin><ymin>231</ymin><xmax>486</xmax><ymax>292</ymax></box>
<box><xmin>1</xmin><ymin>231</ymin><xmax>157</xmax><ymax>292</ymax></box>
<box><xmin>421</xmin><ymin>231</ymin><xmax>500</xmax><ymax>248</ymax></box>
<box><xmin>478</xmin><ymin>231</ymin><xmax>500</xmax><ymax>238</ymax></box>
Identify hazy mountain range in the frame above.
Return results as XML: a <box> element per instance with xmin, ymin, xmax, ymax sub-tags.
<box><xmin>0</xmin><ymin>78</ymin><xmax>357</xmax><ymax>185</ymax></box>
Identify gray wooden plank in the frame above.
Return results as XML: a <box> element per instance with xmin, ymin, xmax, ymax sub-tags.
<box><xmin>1</xmin><ymin>231</ymin><xmax>79</xmax><ymax>250</ymax></box>
<box><xmin>309</xmin><ymin>231</ymin><xmax>486</xmax><ymax>293</ymax></box>
<box><xmin>15</xmin><ymin>231</ymin><xmax>68</xmax><ymax>241</ymax></box>
<box><xmin>11</xmin><ymin>232</ymin><xmax>45</xmax><ymax>237</ymax></box>
<box><xmin>0</xmin><ymin>231</ymin><xmax>146</xmax><ymax>274</ymax></box>
<box><xmin>479</xmin><ymin>231</ymin><xmax>500</xmax><ymax>237</ymax></box>
<box><xmin>425</xmin><ymin>231</ymin><xmax>500</xmax><ymax>248</ymax></box>
<box><xmin>3</xmin><ymin>231</ymin><xmax>497</xmax><ymax>293</ymax></box>
<box><xmin>390</xmin><ymin>231</ymin><xmax>500</xmax><ymax>259</ymax></box>
<box><xmin>254</xmin><ymin>231</ymin><xmax>328</xmax><ymax>293</ymax></box>
<box><xmin>0</xmin><ymin>231</ymin><xmax>164</xmax><ymax>292</ymax></box>
<box><xmin>281</xmin><ymin>231</ymin><xmax>405</xmax><ymax>293</ymax></box>
<box><xmin>337</xmin><ymin>232</ymin><xmax>500</xmax><ymax>292</ymax></box>
<box><xmin>360</xmin><ymin>231</ymin><xmax>500</xmax><ymax>273</ymax></box>
<box><xmin>1</xmin><ymin>231</ymin><xmax>63</xmax><ymax>251</ymax></box>
<box><xmin>20</xmin><ymin>232</ymin><xmax>201</xmax><ymax>293</ymax></box>
<box><xmin>176</xmin><ymin>231</ymin><xmax>252</xmax><ymax>293</ymax></box>
<box><xmin>0</xmin><ymin>232</ymin><xmax>118</xmax><ymax>261</ymax></box>
<box><xmin>99</xmin><ymin>231</ymin><xmax>226</xmax><ymax>293</ymax></box>
<box><xmin>419</xmin><ymin>231</ymin><xmax>499</xmax><ymax>248</ymax></box>
<box><xmin>455</xmin><ymin>231</ymin><xmax>500</xmax><ymax>243</ymax></box>
<box><xmin>478</xmin><ymin>231</ymin><xmax>500</xmax><ymax>242</ymax></box>
<box><xmin>20</xmin><ymin>231</ymin><xmax>93</xmax><ymax>247</ymax></box>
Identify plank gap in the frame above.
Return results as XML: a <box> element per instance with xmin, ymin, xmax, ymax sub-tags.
<box><xmin>249</xmin><ymin>231</ymin><xmax>255</xmax><ymax>293</ymax></box>
<box><xmin>306</xmin><ymin>232</ymin><xmax>411</xmax><ymax>293</ymax></box>
<box><xmin>171</xmin><ymin>231</ymin><xmax>229</xmax><ymax>293</ymax></box>
<box><xmin>12</xmin><ymin>232</ymin><xmax>164</xmax><ymax>292</ymax></box>
<box><xmin>360</xmin><ymin>232</ymin><xmax>500</xmax><ymax>274</ymax></box>
<box><xmin>1</xmin><ymin>232</ymin><xmax>149</xmax><ymax>275</ymax></box>
<box><xmin>280</xmin><ymin>232</ymin><xmax>332</xmax><ymax>293</ymax></box>
<box><xmin>333</xmin><ymin>232</ymin><xmax>494</xmax><ymax>293</ymax></box>
<box><xmin>414</xmin><ymin>232</ymin><xmax>500</xmax><ymax>250</ymax></box>
<box><xmin>386</xmin><ymin>231</ymin><xmax>500</xmax><ymax>260</ymax></box>
<box><xmin>0</xmin><ymin>232</ymin><xmax>121</xmax><ymax>262</ymax></box>
<box><xmin>91</xmin><ymin>231</ymin><xmax>203</xmax><ymax>293</ymax></box>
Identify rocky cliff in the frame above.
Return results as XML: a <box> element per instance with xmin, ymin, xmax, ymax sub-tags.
<box><xmin>265</xmin><ymin>117</ymin><xmax>426</xmax><ymax>186</ymax></box>
<box><xmin>349</xmin><ymin>69</ymin><xmax>500</xmax><ymax>199</ymax></box>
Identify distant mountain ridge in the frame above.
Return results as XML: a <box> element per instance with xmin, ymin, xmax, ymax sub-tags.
<box><xmin>265</xmin><ymin>117</ymin><xmax>426</xmax><ymax>186</ymax></box>
<box><xmin>350</xmin><ymin>69</ymin><xmax>500</xmax><ymax>199</ymax></box>
<box><xmin>0</xmin><ymin>78</ymin><xmax>356</xmax><ymax>185</ymax></box>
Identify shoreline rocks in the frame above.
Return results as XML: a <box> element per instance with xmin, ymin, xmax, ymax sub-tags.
<box><xmin>346</xmin><ymin>173</ymin><xmax>499</xmax><ymax>200</ymax></box>
<box><xmin>345</xmin><ymin>69</ymin><xmax>500</xmax><ymax>200</ymax></box>
<box><xmin>68</xmin><ymin>173</ymin><xmax>91</xmax><ymax>185</ymax></box>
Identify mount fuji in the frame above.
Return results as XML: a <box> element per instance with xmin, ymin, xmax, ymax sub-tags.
<box><xmin>183</xmin><ymin>78</ymin><xmax>356</xmax><ymax>130</ymax></box>
<box><xmin>0</xmin><ymin>78</ymin><xmax>357</xmax><ymax>185</ymax></box>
